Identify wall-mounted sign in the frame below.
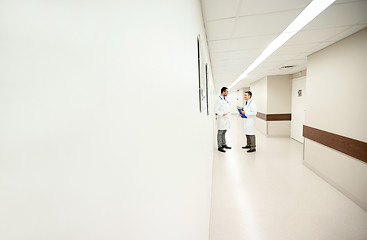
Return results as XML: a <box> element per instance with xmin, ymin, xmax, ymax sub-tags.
<box><xmin>298</xmin><ymin>90</ymin><xmax>302</xmax><ymax>97</ymax></box>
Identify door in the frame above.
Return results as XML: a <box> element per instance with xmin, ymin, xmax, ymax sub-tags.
<box><xmin>291</xmin><ymin>77</ymin><xmax>306</xmax><ymax>143</ymax></box>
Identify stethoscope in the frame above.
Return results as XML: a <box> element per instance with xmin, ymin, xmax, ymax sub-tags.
<box><xmin>219</xmin><ymin>96</ymin><xmax>229</xmax><ymax>103</ymax></box>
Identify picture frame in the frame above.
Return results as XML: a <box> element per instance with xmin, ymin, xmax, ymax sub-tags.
<box><xmin>197</xmin><ymin>35</ymin><xmax>206</xmax><ymax>113</ymax></box>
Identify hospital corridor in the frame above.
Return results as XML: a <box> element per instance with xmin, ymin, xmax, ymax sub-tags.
<box><xmin>209</xmin><ymin>117</ymin><xmax>367</xmax><ymax>239</ymax></box>
<box><xmin>0</xmin><ymin>0</ymin><xmax>367</xmax><ymax>239</ymax></box>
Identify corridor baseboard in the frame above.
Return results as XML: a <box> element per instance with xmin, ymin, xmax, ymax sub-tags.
<box><xmin>303</xmin><ymin>161</ymin><xmax>367</xmax><ymax>211</ymax></box>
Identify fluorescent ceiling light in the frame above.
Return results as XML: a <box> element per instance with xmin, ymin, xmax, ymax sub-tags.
<box><xmin>229</xmin><ymin>0</ymin><xmax>336</xmax><ymax>90</ymax></box>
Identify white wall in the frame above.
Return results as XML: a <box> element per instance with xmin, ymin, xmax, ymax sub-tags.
<box><xmin>267</xmin><ymin>75</ymin><xmax>292</xmax><ymax>137</ymax></box>
<box><xmin>267</xmin><ymin>122</ymin><xmax>291</xmax><ymax>137</ymax></box>
<box><xmin>304</xmin><ymin>28</ymin><xmax>367</xmax><ymax>211</ymax></box>
<box><xmin>292</xmin><ymin>70</ymin><xmax>307</xmax><ymax>79</ymax></box>
<box><xmin>236</xmin><ymin>88</ymin><xmax>245</xmax><ymax>109</ymax></box>
<box><xmin>250</xmin><ymin>75</ymin><xmax>292</xmax><ymax>137</ymax></box>
<box><xmin>0</xmin><ymin>1</ymin><xmax>214</xmax><ymax>239</ymax></box>
<box><xmin>227</xmin><ymin>91</ymin><xmax>239</xmax><ymax>114</ymax></box>
<box><xmin>267</xmin><ymin>75</ymin><xmax>292</xmax><ymax>114</ymax></box>
<box><xmin>250</xmin><ymin>77</ymin><xmax>267</xmax><ymax>114</ymax></box>
<box><xmin>250</xmin><ymin>77</ymin><xmax>267</xmax><ymax>134</ymax></box>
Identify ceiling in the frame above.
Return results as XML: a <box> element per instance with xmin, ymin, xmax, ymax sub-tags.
<box><xmin>200</xmin><ymin>0</ymin><xmax>367</xmax><ymax>90</ymax></box>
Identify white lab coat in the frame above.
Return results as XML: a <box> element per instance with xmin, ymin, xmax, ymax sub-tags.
<box><xmin>214</xmin><ymin>95</ymin><xmax>230</xmax><ymax>130</ymax></box>
<box><xmin>243</xmin><ymin>99</ymin><xmax>257</xmax><ymax>135</ymax></box>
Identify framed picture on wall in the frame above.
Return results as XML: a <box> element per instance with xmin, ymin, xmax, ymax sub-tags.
<box><xmin>197</xmin><ymin>35</ymin><xmax>206</xmax><ymax>113</ymax></box>
<box><xmin>205</xmin><ymin>63</ymin><xmax>209</xmax><ymax>116</ymax></box>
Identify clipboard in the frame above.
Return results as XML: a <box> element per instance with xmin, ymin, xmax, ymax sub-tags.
<box><xmin>237</xmin><ymin>107</ymin><xmax>247</xmax><ymax>118</ymax></box>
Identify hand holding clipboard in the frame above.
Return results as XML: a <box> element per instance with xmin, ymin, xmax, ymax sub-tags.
<box><xmin>237</xmin><ymin>106</ymin><xmax>247</xmax><ymax>118</ymax></box>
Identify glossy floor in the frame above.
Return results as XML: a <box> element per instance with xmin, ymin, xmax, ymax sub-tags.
<box><xmin>209</xmin><ymin>117</ymin><xmax>367</xmax><ymax>240</ymax></box>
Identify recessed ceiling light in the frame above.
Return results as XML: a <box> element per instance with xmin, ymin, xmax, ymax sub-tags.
<box><xmin>280</xmin><ymin>65</ymin><xmax>295</xmax><ymax>69</ymax></box>
<box><xmin>228</xmin><ymin>0</ymin><xmax>336</xmax><ymax>90</ymax></box>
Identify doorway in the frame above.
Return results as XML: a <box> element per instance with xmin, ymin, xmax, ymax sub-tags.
<box><xmin>291</xmin><ymin>76</ymin><xmax>306</xmax><ymax>143</ymax></box>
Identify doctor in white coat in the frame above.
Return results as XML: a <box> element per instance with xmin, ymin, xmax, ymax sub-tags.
<box><xmin>214</xmin><ymin>87</ymin><xmax>231</xmax><ymax>152</ymax></box>
<box><xmin>241</xmin><ymin>91</ymin><xmax>257</xmax><ymax>152</ymax></box>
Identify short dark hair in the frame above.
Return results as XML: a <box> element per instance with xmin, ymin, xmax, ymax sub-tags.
<box><xmin>245</xmin><ymin>91</ymin><xmax>252</xmax><ymax>97</ymax></box>
<box><xmin>221</xmin><ymin>87</ymin><xmax>228</xmax><ymax>93</ymax></box>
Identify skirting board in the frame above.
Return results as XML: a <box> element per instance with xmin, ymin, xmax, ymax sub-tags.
<box><xmin>303</xmin><ymin>161</ymin><xmax>367</xmax><ymax>212</ymax></box>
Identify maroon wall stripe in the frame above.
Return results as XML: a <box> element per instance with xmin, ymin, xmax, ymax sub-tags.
<box><xmin>256</xmin><ymin>112</ymin><xmax>291</xmax><ymax>121</ymax></box>
<box><xmin>303</xmin><ymin>125</ymin><xmax>367</xmax><ymax>163</ymax></box>
<box><xmin>267</xmin><ymin>114</ymin><xmax>291</xmax><ymax>121</ymax></box>
<box><xmin>256</xmin><ymin>112</ymin><xmax>267</xmax><ymax>121</ymax></box>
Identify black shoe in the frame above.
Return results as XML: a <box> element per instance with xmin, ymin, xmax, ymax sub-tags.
<box><xmin>242</xmin><ymin>146</ymin><xmax>251</xmax><ymax>149</ymax></box>
<box><xmin>218</xmin><ymin>147</ymin><xmax>226</xmax><ymax>152</ymax></box>
<box><xmin>223</xmin><ymin>145</ymin><xmax>232</xmax><ymax>149</ymax></box>
<box><xmin>247</xmin><ymin>149</ymin><xmax>256</xmax><ymax>153</ymax></box>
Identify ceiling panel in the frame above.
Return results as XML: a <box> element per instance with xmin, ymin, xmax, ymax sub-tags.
<box><xmin>228</xmin><ymin>34</ymin><xmax>277</xmax><ymax>51</ymax></box>
<box><xmin>214</xmin><ymin>69</ymin><xmax>244</xmax><ymax>75</ymax></box>
<box><xmin>210</xmin><ymin>52</ymin><xmax>231</xmax><ymax>61</ymax></box>
<box><xmin>274</xmin><ymin>43</ymin><xmax>317</xmax><ymax>55</ymax></box>
<box><xmin>227</xmin><ymin>49</ymin><xmax>260</xmax><ymax>59</ymax></box>
<box><xmin>207</xmin><ymin>18</ymin><xmax>236</xmax><ymax>40</ymax></box>
<box><xmin>327</xmin><ymin>24</ymin><xmax>367</xmax><ymax>41</ymax></box>
<box><xmin>335</xmin><ymin>0</ymin><xmax>367</xmax><ymax>3</ymax></box>
<box><xmin>211</xmin><ymin>60</ymin><xmax>229</xmax><ymax>65</ymax></box>
<box><xmin>304</xmin><ymin>1</ymin><xmax>367</xmax><ymax>30</ymax></box>
<box><xmin>213</xmin><ymin>65</ymin><xmax>246</xmax><ymax>70</ymax></box>
<box><xmin>216</xmin><ymin>78</ymin><xmax>237</xmax><ymax>82</ymax></box>
<box><xmin>209</xmin><ymin>40</ymin><xmax>231</xmax><ymax>53</ymax></box>
<box><xmin>234</xmin><ymin>10</ymin><xmax>301</xmax><ymax>38</ymax></box>
<box><xmin>203</xmin><ymin>0</ymin><xmax>240</xmax><ymax>21</ymax></box>
<box><xmin>209</xmin><ymin>49</ymin><xmax>261</xmax><ymax>60</ymax></box>
<box><xmin>215</xmin><ymin>73</ymin><xmax>238</xmax><ymax>78</ymax></box>
<box><xmin>239</xmin><ymin>0</ymin><xmax>311</xmax><ymax>16</ymax></box>
<box><xmin>263</xmin><ymin>53</ymin><xmax>300</xmax><ymax>63</ymax></box>
<box><xmin>214</xmin><ymin>74</ymin><xmax>242</xmax><ymax>80</ymax></box>
<box><xmin>306</xmin><ymin>41</ymin><xmax>337</xmax><ymax>54</ymax></box>
<box><xmin>211</xmin><ymin>64</ymin><xmax>229</xmax><ymax>69</ymax></box>
<box><xmin>286</xmin><ymin>26</ymin><xmax>349</xmax><ymax>45</ymax></box>
<box><xmin>225</xmin><ymin>58</ymin><xmax>253</xmax><ymax>66</ymax></box>
<box><xmin>202</xmin><ymin>0</ymin><xmax>367</xmax><ymax>89</ymax></box>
